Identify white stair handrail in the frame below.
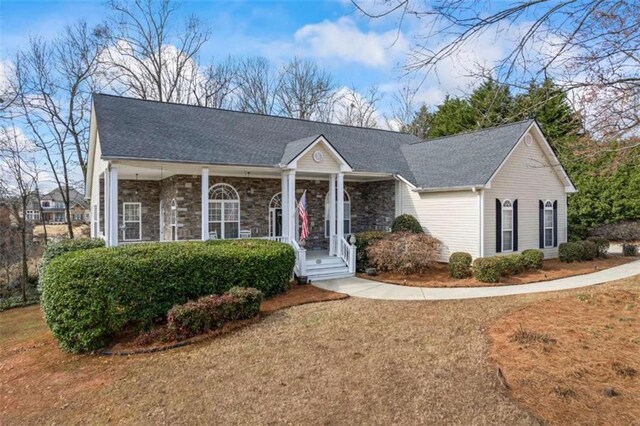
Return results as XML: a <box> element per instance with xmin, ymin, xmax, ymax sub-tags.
<box><xmin>290</xmin><ymin>239</ymin><xmax>307</xmax><ymax>277</ymax></box>
<box><xmin>337</xmin><ymin>235</ymin><xmax>356</xmax><ymax>275</ymax></box>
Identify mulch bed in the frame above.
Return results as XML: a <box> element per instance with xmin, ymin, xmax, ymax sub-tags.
<box><xmin>489</xmin><ymin>285</ymin><xmax>640</xmax><ymax>425</ymax></box>
<box><xmin>359</xmin><ymin>255</ymin><xmax>637</xmax><ymax>288</ymax></box>
<box><xmin>100</xmin><ymin>283</ymin><xmax>348</xmax><ymax>355</ymax></box>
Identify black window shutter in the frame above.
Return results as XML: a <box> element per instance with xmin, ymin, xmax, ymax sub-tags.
<box><xmin>539</xmin><ymin>200</ymin><xmax>544</xmax><ymax>249</ymax></box>
<box><xmin>553</xmin><ymin>200</ymin><xmax>558</xmax><ymax>247</ymax></box>
<box><xmin>496</xmin><ymin>199</ymin><xmax>502</xmax><ymax>253</ymax></box>
<box><xmin>513</xmin><ymin>199</ymin><xmax>518</xmax><ymax>252</ymax></box>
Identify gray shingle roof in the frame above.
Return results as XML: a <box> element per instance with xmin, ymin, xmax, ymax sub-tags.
<box><xmin>401</xmin><ymin>120</ymin><xmax>533</xmax><ymax>189</ymax></box>
<box><xmin>280</xmin><ymin>135</ymin><xmax>323</xmax><ymax>165</ymax></box>
<box><xmin>93</xmin><ymin>94</ymin><xmax>535</xmax><ymax>190</ymax></box>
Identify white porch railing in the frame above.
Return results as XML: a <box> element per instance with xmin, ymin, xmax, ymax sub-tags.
<box><xmin>289</xmin><ymin>238</ymin><xmax>307</xmax><ymax>276</ymax></box>
<box><xmin>337</xmin><ymin>235</ymin><xmax>356</xmax><ymax>274</ymax></box>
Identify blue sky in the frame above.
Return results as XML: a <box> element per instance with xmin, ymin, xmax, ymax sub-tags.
<box><xmin>1</xmin><ymin>0</ymin><xmax>420</xmax><ymax>109</ymax></box>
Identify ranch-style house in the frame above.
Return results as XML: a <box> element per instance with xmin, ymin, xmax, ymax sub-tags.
<box><xmin>86</xmin><ymin>94</ymin><xmax>576</xmax><ymax>280</ymax></box>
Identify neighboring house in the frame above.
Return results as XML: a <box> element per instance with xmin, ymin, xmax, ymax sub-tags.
<box><xmin>25</xmin><ymin>188</ymin><xmax>89</xmax><ymax>225</ymax></box>
<box><xmin>86</xmin><ymin>94</ymin><xmax>575</xmax><ymax>280</ymax></box>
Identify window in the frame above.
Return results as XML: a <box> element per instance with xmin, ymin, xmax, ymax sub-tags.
<box><xmin>73</xmin><ymin>213</ymin><xmax>83</xmax><ymax>221</ymax></box>
<box><xmin>325</xmin><ymin>190</ymin><xmax>351</xmax><ymax>237</ymax></box>
<box><xmin>502</xmin><ymin>200</ymin><xmax>513</xmax><ymax>252</ymax></box>
<box><xmin>170</xmin><ymin>199</ymin><xmax>178</xmax><ymax>241</ymax></box>
<box><xmin>41</xmin><ymin>201</ymin><xmax>50</xmax><ymax>208</ymax></box>
<box><xmin>122</xmin><ymin>202</ymin><xmax>141</xmax><ymax>241</ymax></box>
<box><xmin>26</xmin><ymin>210</ymin><xmax>40</xmax><ymax>221</ymax></box>
<box><xmin>209</xmin><ymin>183</ymin><xmax>240</xmax><ymax>239</ymax></box>
<box><xmin>269</xmin><ymin>193</ymin><xmax>282</xmax><ymax>237</ymax></box>
<box><xmin>544</xmin><ymin>200</ymin><xmax>554</xmax><ymax>248</ymax></box>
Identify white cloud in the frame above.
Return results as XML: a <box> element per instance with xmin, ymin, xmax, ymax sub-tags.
<box><xmin>292</xmin><ymin>17</ymin><xmax>408</xmax><ymax>68</ymax></box>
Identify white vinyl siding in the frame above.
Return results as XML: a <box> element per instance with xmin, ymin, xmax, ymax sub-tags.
<box><xmin>395</xmin><ymin>182</ymin><xmax>480</xmax><ymax>261</ymax></box>
<box><xmin>484</xmin><ymin>131</ymin><xmax>567</xmax><ymax>259</ymax></box>
<box><xmin>295</xmin><ymin>143</ymin><xmax>342</xmax><ymax>173</ymax></box>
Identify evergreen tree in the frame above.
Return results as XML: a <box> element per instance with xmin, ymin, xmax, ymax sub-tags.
<box><xmin>428</xmin><ymin>96</ymin><xmax>475</xmax><ymax>137</ymax></box>
<box><xmin>403</xmin><ymin>104</ymin><xmax>432</xmax><ymax>139</ymax></box>
<box><xmin>469</xmin><ymin>78</ymin><xmax>513</xmax><ymax>128</ymax></box>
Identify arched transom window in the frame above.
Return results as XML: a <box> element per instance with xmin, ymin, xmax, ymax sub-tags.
<box><xmin>209</xmin><ymin>183</ymin><xmax>240</xmax><ymax>239</ymax></box>
<box><xmin>325</xmin><ymin>190</ymin><xmax>351</xmax><ymax>237</ymax></box>
<box><xmin>502</xmin><ymin>199</ymin><xmax>513</xmax><ymax>252</ymax></box>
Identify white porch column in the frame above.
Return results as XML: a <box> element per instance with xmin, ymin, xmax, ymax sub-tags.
<box><xmin>201</xmin><ymin>168</ymin><xmax>209</xmax><ymax>240</ymax></box>
<box><xmin>336</xmin><ymin>172</ymin><xmax>344</xmax><ymax>255</ymax></box>
<box><xmin>329</xmin><ymin>174</ymin><xmax>336</xmax><ymax>255</ymax></box>
<box><xmin>103</xmin><ymin>171</ymin><xmax>109</xmax><ymax>242</ymax></box>
<box><xmin>281</xmin><ymin>171</ymin><xmax>289</xmax><ymax>242</ymax></box>
<box><xmin>287</xmin><ymin>171</ymin><xmax>296</xmax><ymax>241</ymax></box>
<box><xmin>107</xmin><ymin>166</ymin><xmax>119</xmax><ymax>247</ymax></box>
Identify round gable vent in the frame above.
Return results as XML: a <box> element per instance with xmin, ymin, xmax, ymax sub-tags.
<box><xmin>524</xmin><ymin>134</ymin><xmax>533</xmax><ymax>146</ymax></box>
<box><xmin>312</xmin><ymin>150</ymin><xmax>324</xmax><ymax>163</ymax></box>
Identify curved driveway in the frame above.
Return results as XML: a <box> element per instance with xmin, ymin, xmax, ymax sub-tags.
<box><xmin>312</xmin><ymin>260</ymin><xmax>640</xmax><ymax>301</ymax></box>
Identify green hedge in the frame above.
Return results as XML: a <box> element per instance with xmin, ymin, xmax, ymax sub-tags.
<box><xmin>521</xmin><ymin>249</ymin><xmax>544</xmax><ymax>270</ymax></box>
<box><xmin>354</xmin><ymin>231</ymin><xmax>388</xmax><ymax>272</ymax></box>
<box><xmin>586</xmin><ymin>237</ymin><xmax>609</xmax><ymax>257</ymax></box>
<box><xmin>391</xmin><ymin>214</ymin><xmax>424</xmax><ymax>234</ymax></box>
<box><xmin>498</xmin><ymin>253</ymin><xmax>526</xmax><ymax>276</ymax></box>
<box><xmin>559</xmin><ymin>240</ymin><xmax>600</xmax><ymax>262</ymax></box>
<box><xmin>473</xmin><ymin>257</ymin><xmax>503</xmax><ymax>283</ymax></box>
<box><xmin>40</xmin><ymin>238</ymin><xmax>105</xmax><ymax>276</ymax></box>
<box><xmin>41</xmin><ymin>240</ymin><xmax>294</xmax><ymax>353</ymax></box>
<box><xmin>623</xmin><ymin>243</ymin><xmax>638</xmax><ymax>256</ymax></box>
<box><xmin>167</xmin><ymin>287</ymin><xmax>263</xmax><ymax>340</ymax></box>
<box><xmin>449</xmin><ymin>252</ymin><xmax>472</xmax><ymax>279</ymax></box>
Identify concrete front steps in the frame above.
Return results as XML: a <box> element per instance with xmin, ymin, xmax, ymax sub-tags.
<box><xmin>305</xmin><ymin>254</ymin><xmax>353</xmax><ymax>281</ymax></box>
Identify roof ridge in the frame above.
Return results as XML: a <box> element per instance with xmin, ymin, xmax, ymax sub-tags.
<box><xmin>92</xmin><ymin>92</ymin><xmax>417</xmax><ymax>137</ymax></box>
<box><xmin>408</xmin><ymin>119</ymin><xmax>535</xmax><ymax>145</ymax></box>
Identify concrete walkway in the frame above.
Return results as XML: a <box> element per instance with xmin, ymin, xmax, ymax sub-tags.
<box><xmin>313</xmin><ymin>260</ymin><xmax>640</xmax><ymax>301</ymax></box>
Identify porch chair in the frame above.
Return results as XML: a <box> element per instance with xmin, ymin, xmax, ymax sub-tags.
<box><xmin>239</xmin><ymin>229</ymin><xmax>252</xmax><ymax>239</ymax></box>
<box><xmin>208</xmin><ymin>230</ymin><xmax>218</xmax><ymax>240</ymax></box>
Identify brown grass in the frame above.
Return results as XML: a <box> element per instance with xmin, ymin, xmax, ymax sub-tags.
<box><xmin>361</xmin><ymin>255</ymin><xmax>636</xmax><ymax>288</ymax></box>
<box><xmin>2</xmin><ymin>275</ymin><xmax>639</xmax><ymax>424</ymax></box>
<box><xmin>489</xmin><ymin>285</ymin><xmax>640</xmax><ymax>425</ymax></box>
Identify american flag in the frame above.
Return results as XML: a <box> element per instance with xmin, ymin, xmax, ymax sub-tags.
<box><xmin>298</xmin><ymin>190</ymin><xmax>309</xmax><ymax>241</ymax></box>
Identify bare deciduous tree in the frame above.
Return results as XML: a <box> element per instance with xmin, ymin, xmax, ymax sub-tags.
<box><xmin>235</xmin><ymin>57</ymin><xmax>282</xmax><ymax>115</ymax></box>
<box><xmin>331</xmin><ymin>86</ymin><xmax>382</xmax><ymax>128</ymax></box>
<box><xmin>353</xmin><ymin>0</ymin><xmax>640</xmax><ymax>142</ymax></box>
<box><xmin>0</xmin><ymin>125</ymin><xmax>37</xmax><ymax>302</ymax></box>
<box><xmin>189</xmin><ymin>57</ymin><xmax>238</xmax><ymax>109</ymax></box>
<box><xmin>277</xmin><ymin>57</ymin><xmax>335</xmax><ymax>120</ymax></box>
<box><xmin>98</xmin><ymin>0</ymin><xmax>211</xmax><ymax>103</ymax></box>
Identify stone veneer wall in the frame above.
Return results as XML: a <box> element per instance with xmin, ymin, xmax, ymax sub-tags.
<box><xmin>118</xmin><ymin>180</ymin><xmax>161</xmax><ymax>242</ymax></box>
<box><xmin>99</xmin><ymin>175</ymin><xmax>396</xmax><ymax>248</ymax></box>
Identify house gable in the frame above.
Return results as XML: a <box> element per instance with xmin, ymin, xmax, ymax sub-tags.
<box><xmin>283</xmin><ymin>135</ymin><xmax>352</xmax><ymax>174</ymax></box>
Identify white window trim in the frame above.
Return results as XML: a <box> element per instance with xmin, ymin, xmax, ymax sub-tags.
<box><xmin>269</xmin><ymin>192</ymin><xmax>282</xmax><ymax>238</ymax></box>
<box><xmin>502</xmin><ymin>199</ymin><xmax>513</xmax><ymax>253</ymax></box>
<box><xmin>544</xmin><ymin>200</ymin><xmax>554</xmax><ymax>248</ymax></box>
<box><xmin>208</xmin><ymin>183</ymin><xmax>241</xmax><ymax>239</ymax></box>
<box><xmin>324</xmin><ymin>190</ymin><xmax>351</xmax><ymax>238</ymax></box>
<box><xmin>122</xmin><ymin>202</ymin><xmax>142</xmax><ymax>241</ymax></box>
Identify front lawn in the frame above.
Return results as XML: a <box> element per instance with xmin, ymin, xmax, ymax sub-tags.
<box><xmin>361</xmin><ymin>255</ymin><xmax>635</xmax><ymax>288</ymax></box>
<box><xmin>2</xmin><ymin>276</ymin><xmax>639</xmax><ymax>424</ymax></box>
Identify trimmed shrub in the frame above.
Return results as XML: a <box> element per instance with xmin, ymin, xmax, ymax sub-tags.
<box><xmin>40</xmin><ymin>238</ymin><xmax>104</xmax><ymax>276</ymax></box>
<box><xmin>40</xmin><ymin>240</ymin><xmax>294</xmax><ymax>353</ymax></box>
<box><xmin>559</xmin><ymin>241</ymin><xmax>586</xmax><ymax>263</ymax></box>
<box><xmin>354</xmin><ymin>231</ymin><xmax>388</xmax><ymax>272</ymax></box>
<box><xmin>586</xmin><ymin>237</ymin><xmax>610</xmax><ymax>257</ymax></box>
<box><xmin>581</xmin><ymin>240</ymin><xmax>598</xmax><ymax>261</ymax></box>
<box><xmin>498</xmin><ymin>254</ymin><xmax>526</xmax><ymax>276</ymax></box>
<box><xmin>521</xmin><ymin>249</ymin><xmax>544</xmax><ymax>270</ymax></box>
<box><xmin>449</xmin><ymin>252</ymin><xmax>472</xmax><ymax>279</ymax></box>
<box><xmin>367</xmin><ymin>232</ymin><xmax>442</xmax><ymax>275</ymax></box>
<box><xmin>473</xmin><ymin>257</ymin><xmax>503</xmax><ymax>283</ymax></box>
<box><xmin>167</xmin><ymin>287</ymin><xmax>263</xmax><ymax>340</ymax></box>
<box><xmin>623</xmin><ymin>243</ymin><xmax>638</xmax><ymax>257</ymax></box>
<box><xmin>391</xmin><ymin>214</ymin><xmax>424</xmax><ymax>234</ymax></box>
